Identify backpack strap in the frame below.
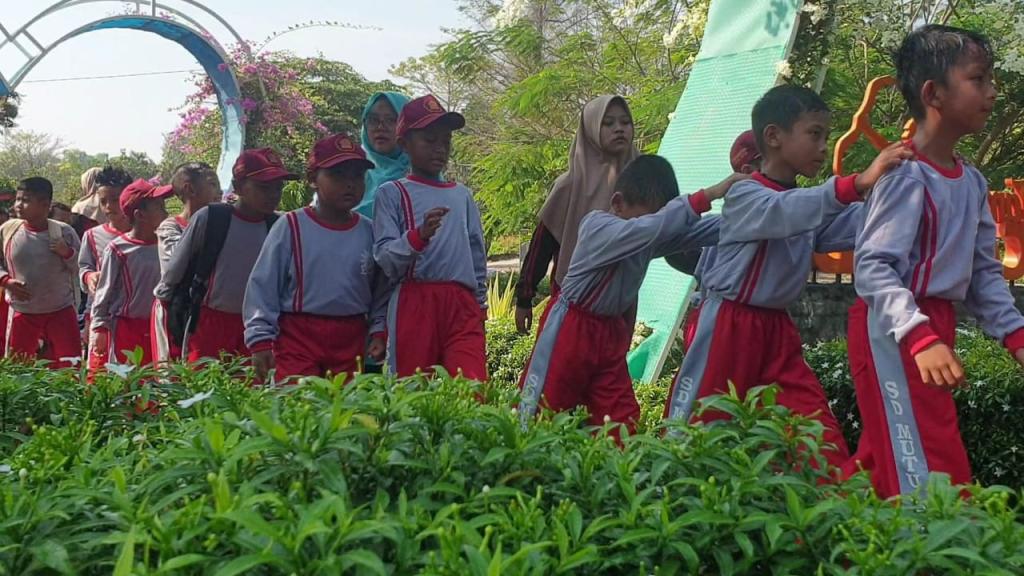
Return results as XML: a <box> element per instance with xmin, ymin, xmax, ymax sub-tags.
<box><xmin>193</xmin><ymin>203</ymin><xmax>234</xmax><ymax>291</ymax></box>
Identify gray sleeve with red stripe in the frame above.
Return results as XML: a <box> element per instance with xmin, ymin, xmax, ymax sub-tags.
<box><xmin>372</xmin><ymin>182</ymin><xmax>420</xmax><ymax>282</ymax></box>
<box><xmin>720</xmin><ymin>176</ymin><xmax>857</xmax><ymax>244</ymax></box>
<box><xmin>243</xmin><ymin>216</ymin><xmax>291</xmax><ymax>349</ymax></box>
<box><xmin>156</xmin><ymin>218</ymin><xmax>183</xmax><ymax>271</ymax></box>
<box><xmin>963</xmin><ymin>170</ymin><xmax>1024</xmax><ymax>343</ymax></box>
<box><xmin>78</xmin><ymin>229</ymin><xmax>98</xmax><ymax>289</ymax></box>
<box><xmin>654</xmin><ymin>213</ymin><xmax>721</xmax><ymax>259</ymax></box>
<box><xmin>814</xmin><ymin>204</ymin><xmax>864</xmax><ymax>253</ymax></box>
<box><xmin>569</xmin><ymin>195</ymin><xmax>703</xmax><ymax>276</ymax></box>
<box><xmin>854</xmin><ymin>173</ymin><xmax>930</xmax><ymax>343</ymax></box>
<box><xmin>467</xmin><ymin>192</ymin><xmax>488</xmax><ymax>308</ymax></box>
<box><xmin>368</xmin><ymin>263</ymin><xmax>391</xmax><ymax>335</ymax></box>
<box><xmin>89</xmin><ymin>245</ymin><xmax>122</xmax><ymax>333</ymax></box>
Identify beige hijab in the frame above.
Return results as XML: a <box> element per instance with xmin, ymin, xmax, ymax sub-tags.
<box><xmin>538</xmin><ymin>95</ymin><xmax>639</xmax><ymax>285</ymax></box>
<box><xmin>71</xmin><ymin>167</ymin><xmax>106</xmax><ymax>224</ymax></box>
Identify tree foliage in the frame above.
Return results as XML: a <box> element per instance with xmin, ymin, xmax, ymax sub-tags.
<box><xmin>392</xmin><ymin>0</ymin><xmax>709</xmax><ymax>245</ymax></box>
<box><xmin>164</xmin><ymin>46</ymin><xmax>401</xmax><ymax>209</ymax></box>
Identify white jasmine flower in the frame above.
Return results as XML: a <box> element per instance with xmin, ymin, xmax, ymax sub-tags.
<box><xmin>603</xmin><ymin>414</ymin><xmax>611</xmax><ymax>424</ymax></box>
<box><xmin>177</xmin><ymin>389</ymin><xmax>214</xmax><ymax>409</ymax></box>
<box><xmin>132</xmin><ymin>434</ymin><xmax>146</xmax><ymax>444</ymax></box>
<box><xmin>482</xmin><ymin>484</ymin><xmax>491</xmax><ymax>494</ymax></box>
<box><xmin>18</xmin><ymin>468</ymin><xmax>28</xmax><ymax>480</ymax></box>
<box><xmin>59</xmin><ymin>356</ymin><xmax>81</xmax><ymax>367</ymax></box>
<box><xmin>105</xmin><ymin>362</ymin><xmax>134</xmax><ymax>379</ymax></box>
<box><xmin>775</xmin><ymin>60</ymin><xmax>793</xmax><ymax>78</ymax></box>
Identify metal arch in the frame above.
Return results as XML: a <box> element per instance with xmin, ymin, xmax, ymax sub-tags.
<box><xmin>0</xmin><ymin>3</ymin><xmax>247</xmax><ymax>193</ymax></box>
<box><xmin>1</xmin><ymin>0</ymin><xmax>246</xmax><ymax>52</ymax></box>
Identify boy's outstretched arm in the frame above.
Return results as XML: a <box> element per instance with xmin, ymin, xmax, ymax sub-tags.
<box><xmin>855</xmin><ymin>173</ymin><xmax>964</xmax><ymax>387</ymax></box>
<box><xmin>962</xmin><ymin>177</ymin><xmax>1024</xmax><ymax>368</ymax></box>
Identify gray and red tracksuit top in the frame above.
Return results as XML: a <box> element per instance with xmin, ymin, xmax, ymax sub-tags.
<box><xmin>0</xmin><ymin>220</ymin><xmax>80</xmax><ymax>314</ymax></box>
<box><xmin>372</xmin><ymin>175</ymin><xmax>488</xmax><ymax>307</ymax></box>
<box><xmin>855</xmin><ymin>158</ymin><xmax>1024</xmax><ymax>355</ymax></box>
<box><xmin>243</xmin><ymin>207</ymin><xmax>391</xmax><ymax>352</ymax></box>
<box><xmin>698</xmin><ymin>172</ymin><xmax>863</xmax><ymax>309</ymax></box>
<box><xmin>90</xmin><ymin>235</ymin><xmax>161</xmax><ymax>332</ymax></box>
<box><xmin>557</xmin><ymin>193</ymin><xmax>719</xmax><ymax>316</ymax></box>
<box><xmin>156</xmin><ymin>215</ymin><xmax>188</xmax><ymax>274</ymax></box>
<box><xmin>154</xmin><ymin>206</ymin><xmax>271</xmax><ymax>314</ymax></box>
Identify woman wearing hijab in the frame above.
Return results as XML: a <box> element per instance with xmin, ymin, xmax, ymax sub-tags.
<box><xmin>514</xmin><ymin>95</ymin><xmax>639</xmax><ymax>334</ymax></box>
<box><xmin>357</xmin><ymin>91</ymin><xmax>411</xmax><ymax>217</ymax></box>
<box><xmin>71</xmin><ymin>167</ymin><xmax>106</xmax><ymax>224</ymax></box>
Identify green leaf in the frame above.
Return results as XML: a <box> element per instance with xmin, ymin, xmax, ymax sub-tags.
<box><xmin>30</xmin><ymin>541</ymin><xmax>72</xmax><ymax>575</ymax></box>
<box><xmin>159</xmin><ymin>554</ymin><xmax>211</xmax><ymax>572</ymax></box>
<box><xmin>341</xmin><ymin>549</ymin><xmax>387</xmax><ymax>576</ymax></box>
<box><xmin>113</xmin><ymin>529</ymin><xmax>135</xmax><ymax>576</ymax></box>
<box><xmin>214</xmin><ymin>554</ymin><xmax>282</xmax><ymax>576</ymax></box>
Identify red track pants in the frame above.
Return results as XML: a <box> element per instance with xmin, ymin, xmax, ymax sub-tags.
<box><xmin>843</xmin><ymin>298</ymin><xmax>970</xmax><ymax>497</ymax></box>
<box><xmin>386</xmin><ymin>282</ymin><xmax>486</xmax><ymax>381</ymax></box>
<box><xmin>150</xmin><ymin>299</ymin><xmax>182</xmax><ymax>364</ymax></box>
<box><xmin>519</xmin><ymin>297</ymin><xmax>639</xmax><ymax>436</ymax></box>
<box><xmin>187</xmin><ymin>306</ymin><xmax>249</xmax><ymax>362</ymax></box>
<box><xmin>6</xmin><ymin>306</ymin><xmax>81</xmax><ymax>367</ymax></box>
<box><xmin>274</xmin><ymin>313</ymin><xmax>367</xmax><ymax>381</ymax></box>
<box><xmin>664</xmin><ymin>298</ymin><xmax>850</xmax><ymax>468</ymax></box>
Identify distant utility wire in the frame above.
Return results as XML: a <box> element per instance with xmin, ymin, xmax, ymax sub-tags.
<box><xmin>22</xmin><ymin>69</ymin><xmax>202</xmax><ymax>83</ymax></box>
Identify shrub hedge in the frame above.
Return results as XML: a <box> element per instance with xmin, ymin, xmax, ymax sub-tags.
<box><xmin>1</xmin><ymin>360</ymin><xmax>1024</xmax><ymax>574</ymax></box>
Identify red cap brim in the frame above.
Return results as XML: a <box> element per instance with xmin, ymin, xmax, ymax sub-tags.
<box><xmin>245</xmin><ymin>167</ymin><xmax>300</xmax><ymax>182</ymax></box>
<box><xmin>313</xmin><ymin>153</ymin><xmax>376</xmax><ymax>172</ymax></box>
<box><xmin>153</xmin><ymin>184</ymin><xmax>175</xmax><ymax>200</ymax></box>
<box><xmin>399</xmin><ymin>111</ymin><xmax>466</xmax><ymax>137</ymax></box>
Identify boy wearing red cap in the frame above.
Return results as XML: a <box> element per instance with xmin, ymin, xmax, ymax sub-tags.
<box><xmin>155</xmin><ymin>148</ymin><xmax>295</xmax><ymax>362</ymax></box>
<box><xmin>374</xmin><ymin>95</ymin><xmax>488</xmax><ymax>380</ymax></box>
<box><xmin>0</xmin><ymin>177</ymin><xmax>81</xmax><ymax>366</ymax></box>
<box><xmin>151</xmin><ymin>162</ymin><xmax>220</xmax><ymax>364</ymax></box>
<box><xmin>245</xmin><ymin>134</ymin><xmax>390</xmax><ymax>381</ymax></box>
<box><xmin>89</xmin><ymin>180</ymin><xmax>173</xmax><ymax>370</ymax></box>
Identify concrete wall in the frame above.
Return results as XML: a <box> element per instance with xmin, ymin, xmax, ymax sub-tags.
<box><xmin>788</xmin><ymin>283</ymin><xmax>1024</xmax><ymax>342</ymax></box>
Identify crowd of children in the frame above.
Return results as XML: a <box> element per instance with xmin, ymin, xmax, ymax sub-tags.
<box><xmin>1</xmin><ymin>24</ymin><xmax>1022</xmax><ymax>498</ymax></box>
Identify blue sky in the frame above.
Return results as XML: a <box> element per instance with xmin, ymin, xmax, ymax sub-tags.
<box><xmin>1</xmin><ymin>1</ymin><xmax>467</xmax><ymax>160</ymax></box>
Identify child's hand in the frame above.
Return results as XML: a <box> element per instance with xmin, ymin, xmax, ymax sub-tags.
<box><xmin>91</xmin><ymin>330</ymin><xmax>110</xmax><ymax>359</ymax></box>
<box><xmin>705</xmin><ymin>172</ymin><xmax>752</xmax><ymax>201</ymax></box>
<box><xmin>50</xmin><ymin>238</ymin><xmax>73</xmax><ymax>259</ymax></box>
<box><xmin>516</xmin><ymin>306</ymin><xmax>533</xmax><ymax>334</ymax></box>
<box><xmin>855</xmin><ymin>142</ymin><xmax>914</xmax><ymax>196</ymax></box>
<box><xmin>86</xmin><ymin>272</ymin><xmax>100</xmax><ymax>294</ymax></box>
<box><xmin>368</xmin><ymin>337</ymin><xmax>386</xmax><ymax>361</ymax></box>
<box><xmin>914</xmin><ymin>342</ymin><xmax>965</xmax><ymax>388</ymax></box>
<box><xmin>418</xmin><ymin>207</ymin><xmax>450</xmax><ymax>241</ymax></box>
<box><xmin>253</xmin><ymin>350</ymin><xmax>275</xmax><ymax>382</ymax></box>
<box><xmin>4</xmin><ymin>279</ymin><xmax>31</xmax><ymax>301</ymax></box>
<box><xmin>1015</xmin><ymin>348</ymin><xmax>1024</xmax><ymax>370</ymax></box>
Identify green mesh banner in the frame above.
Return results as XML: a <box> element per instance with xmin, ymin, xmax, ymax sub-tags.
<box><xmin>627</xmin><ymin>0</ymin><xmax>806</xmax><ymax>382</ymax></box>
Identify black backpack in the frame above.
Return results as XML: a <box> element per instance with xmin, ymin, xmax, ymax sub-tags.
<box><xmin>167</xmin><ymin>203</ymin><xmax>278</xmax><ymax>347</ymax></box>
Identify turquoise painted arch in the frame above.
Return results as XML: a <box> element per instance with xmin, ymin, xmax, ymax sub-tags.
<box><xmin>0</xmin><ymin>16</ymin><xmax>244</xmax><ymax>192</ymax></box>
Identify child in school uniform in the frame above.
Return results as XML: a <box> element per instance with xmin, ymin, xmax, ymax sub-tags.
<box><xmin>89</xmin><ymin>180</ymin><xmax>173</xmax><ymax>370</ymax></box>
<box><xmin>1</xmin><ymin>177</ymin><xmax>81</xmax><ymax>367</ymax></box>
<box><xmin>80</xmin><ymin>167</ymin><xmax>133</xmax><ymax>354</ymax></box>
<box><xmin>245</xmin><ymin>134</ymin><xmax>389</xmax><ymax>382</ymax></box>
<box><xmin>151</xmin><ymin>162</ymin><xmax>220</xmax><ymax>364</ymax></box>
<box><xmin>373</xmin><ymin>95</ymin><xmax>488</xmax><ymax>380</ymax></box>
<box><xmin>663</xmin><ymin>85</ymin><xmax>912</xmax><ymax>469</ymax></box>
<box><xmin>518</xmin><ymin>155</ymin><xmax>738</xmax><ymax>434</ymax></box>
<box><xmin>847</xmin><ymin>26</ymin><xmax>1024</xmax><ymax>497</ymax></box>
<box><xmin>155</xmin><ymin>149</ymin><xmax>295</xmax><ymax>362</ymax></box>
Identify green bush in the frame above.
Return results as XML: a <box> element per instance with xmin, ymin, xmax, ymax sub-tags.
<box><xmin>489</xmin><ymin>322</ymin><xmax>1024</xmax><ymax>490</ymax></box>
<box><xmin>2</xmin><ymin>361</ymin><xmax>1024</xmax><ymax>574</ymax></box>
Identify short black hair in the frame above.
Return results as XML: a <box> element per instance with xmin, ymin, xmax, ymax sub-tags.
<box><xmin>95</xmin><ymin>165</ymin><xmax>133</xmax><ymax>189</ymax></box>
<box><xmin>17</xmin><ymin>177</ymin><xmax>53</xmax><ymax>202</ymax></box>
<box><xmin>171</xmin><ymin>161</ymin><xmax>214</xmax><ymax>196</ymax></box>
<box><xmin>751</xmin><ymin>85</ymin><xmax>830</xmax><ymax>151</ymax></box>
<box><xmin>615</xmin><ymin>155</ymin><xmax>680</xmax><ymax>208</ymax></box>
<box><xmin>895</xmin><ymin>24</ymin><xmax>994</xmax><ymax>120</ymax></box>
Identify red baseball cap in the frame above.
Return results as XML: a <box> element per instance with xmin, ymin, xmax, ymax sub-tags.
<box><xmin>730</xmin><ymin>130</ymin><xmax>762</xmax><ymax>172</ymax></box>
<box><xmin>308</xmin><ymin>133</ymin><xmax>375</xmax><ymax>172</ymax></box>
<box><xmin>120</xmin><ymin>179</ymin><xmax>174</xmax><ymax>214</ymax></box>
<box><xmin>232</xmin><ymin>148</ymin><xmax>299</xmax><ymax>182</ymax></box>
<box><xmin>396</xmin><ymin>95</ymin><xmax>465</xmax><ymax>138</ymax></box>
